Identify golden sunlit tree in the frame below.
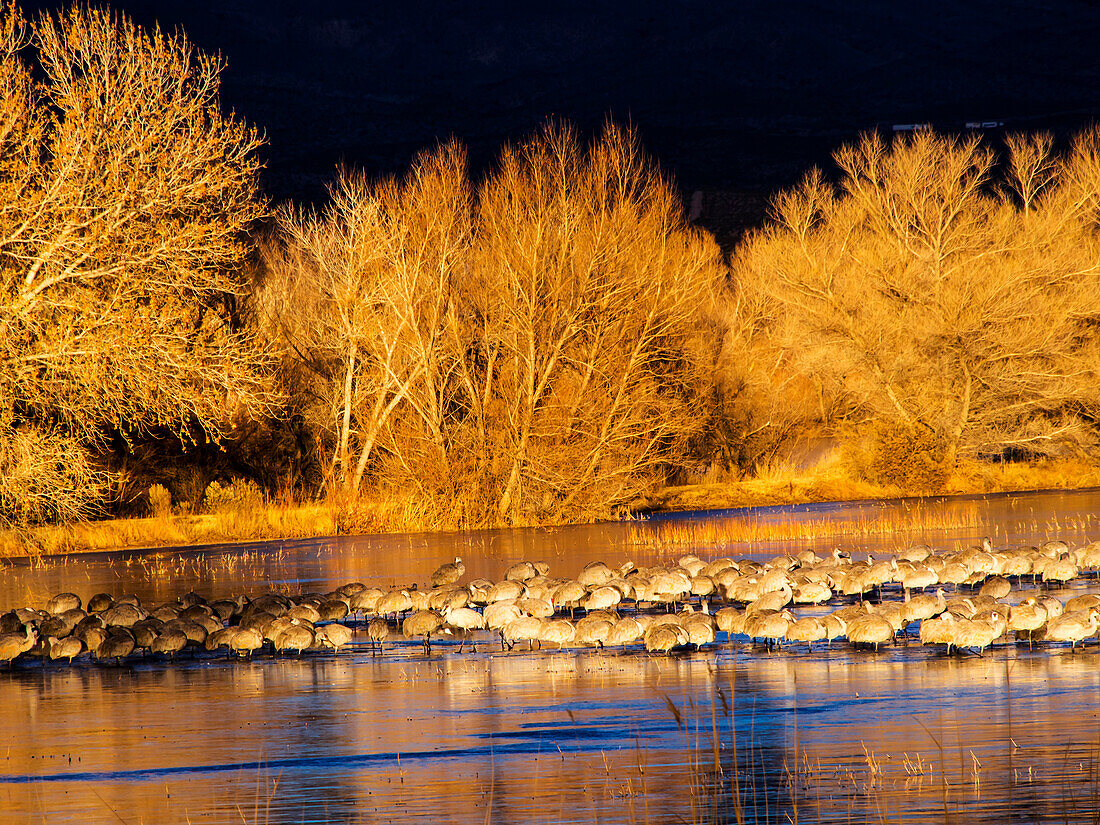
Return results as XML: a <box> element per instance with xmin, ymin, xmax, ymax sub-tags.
<box><xmin>263</xmin><ymin>122</ymin><xmax>727</xmax><ymax>527</ymax></box>
<box><xmin>258</xmin><ymin>142</ymin><xmax>470</xmax><ymax>499</ymax></box>
<box><xmin>0</xmin><ymin>3</ymin><xmax>270</xmax><ymax>523</ymax></box>
<box><xmin>737</xmin><ymin>129</ymin><xmax>1100</xmax><ymax>484</ymax></box>
<box><xmin>444</xmin><ymin>123</ymin><xmax>723</xmax><ymax>524</ymax></box>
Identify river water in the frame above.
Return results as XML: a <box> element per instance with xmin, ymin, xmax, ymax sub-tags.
<box><xmin>2</xmin><ymin>488</ymin><xmax>1100</xmax><ymax>824</ymax></box>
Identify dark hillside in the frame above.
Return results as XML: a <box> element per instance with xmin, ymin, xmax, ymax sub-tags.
<box><xmin>22</xmin><ymin>1</ymin><xmax>1100</xmax><ymax>206</ymax></box>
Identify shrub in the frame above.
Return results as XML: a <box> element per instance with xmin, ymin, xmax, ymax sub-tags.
<box><xmin>202</xmin><ymin>478</ymin><xmax>264</xmax><ymax>514</ymax></box>
<box><xmin>865</xmin><ymin>422</ymin><xmax>949</xmax><ymax>493</ymax></box>
<box><xmin>0</xmin><ymin>416</ymin><xmax>107</xmax><ymax>525</ymax></box>
<box><xmin>147</xmin><ymin>484</ymin><xmax>172</xmax><ymax>518</ymax></box>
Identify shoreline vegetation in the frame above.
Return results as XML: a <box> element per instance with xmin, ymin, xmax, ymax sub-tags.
<box><xmin>3</xmin><ymin>456</ymin><xmax>1098</xmax><ymax>559</ymax></box>
<box><xmin>4</xmin><ymin>4</ymin><xmax>1100</xmax><ymax>552</ymax></box>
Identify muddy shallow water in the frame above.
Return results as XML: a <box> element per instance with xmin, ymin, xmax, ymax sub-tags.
<box><xmin>2</xmin><ymin>488</ymin><xmax>1100</xmax><ymax>824</ymax></box>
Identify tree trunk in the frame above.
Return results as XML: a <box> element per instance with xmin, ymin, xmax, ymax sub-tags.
<box><xmin>335</xmin><ymin>337</ymin><xmax>357</xmax><ymax>488</ymax></box>
<box><xmin>946</xmin><ymin>362</ymin><xmax>972</xmax><ymax>468</ymax></box>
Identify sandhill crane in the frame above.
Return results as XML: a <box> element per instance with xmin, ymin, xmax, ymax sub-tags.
<box><xmin>643</xmin><ymin>623</ymin><xmax>687</xmax><ymax>654</ymax></box>
<box><xmin>1042</xmin><ymin>557</ymin><xmax>1079</xmax><ymax>586</ymax></box>
<box><xmin>606</xmin><ymin>617</ymin><xmax>643</xmax><ymax>646</ymax></box>
<box><xmin>793</xmin><ymin>581</ymin><xmax>832</xmax><ymax>605</ymax></box>
<box><xmin>540</xmin><ymin>619</ymin><xmax>576</xmax><ymax>650</ymax></box>
<box><xmin>785</xmin><ymin>616</ymin><xmax>826</xmax><ymax>651</ymax></box>
<box><xmin>578</xmin><ymin>562</ymin><xmax>614</xmax><ymax>588</ymax></box>
<box><xmin>350</xmin><ymin>588</ymin><xmax>384</xmax><ymax>618</ymax></box>
<box><xmin>746</xmin><ymin>609</ymin><xmax>794</xmax><ymax>649</ymax></box>
<box><xmin>96</xmin><ymin>628</ymin><xmax>136</xmax><ymax>664</ymax></box>
<box><xmin>713</xmin><ymin>605</ymin><xmax>738</xmax><ymax>630</ymax></box>
<box><xmin>1066</xmin><ymin>594</ymin><xmax>1100</xmax><ymax>613</ymax></box>
<box><xmin>919</xmin><ymin>612</ymin><xmax>958</xmax><ymax>650</ymax></box>
<box><xmin>376</xmin><ymin>589</ymin><xmax>413</xmax><ymax>620</ymax></box>
<box><xmin>1045</xmin><ymin>608</ymin><xmax>1100</xmax><ymax>650</ymax></box>
<box><xmin>273</xmin><ymin>621</ymin><xmax>315</xmax><ymax>656</ymax></box>
<box><xmin>402</xmin><ymin>610</ymin><xmax>447</xmax><ymax>654</ymax></box>
<box><xmin>45</xmin><ymin>593</ymin><xmax>81</xmax><ymax>615</ymax></box>
<box><xmin>1008</xmin><ymin>597</ymin><xmax>1048</xmax><ymax>648</ymax></box>
<box><xmin>431</xmin><ymin>557</ymin><xmax>466</xmax><ymax>588</ymax></box>
<box><xmin>902</xmin><ymin>588</ymin><xmax>947</xmax><ymax>624</ymax></box>
<box><xmin>230</xmin><ymin>627</ymin><xmax>264</xmax><ymax>659</ymax></box>
<box><xmin>680</xmin><ymin>614</ymin><xmax>716</xmax><ymax>650</ymax></box>
<box><xmin>151</xmin><ymin>628</ymin><xmax>188</xmax><ymax>658</ymax></box>
<box><xmin>367</xmin><ymin>617</ymin><xmax>390</xmax><ymax>655</ymax></box>
<box><xmin>101</xmin><ymin>603</ymin><xmax>146</xmax><ymax>628</ymax></box>
<box><xmin>575</xmin><ymin>616</ymin><xmax>613</xmax><ymax>648</ymax></box>
<box><xmin>953</xmin><ymin>609</ymin><xmax>1007</xmax><ymax>653</ymax></box>
<box><xmin>316</xmin><ymin>624</ymin><xmax>353</xmax><ymax>654</ymax></box>
<box><xmin>505</xmin><ymin>561</ymin><xmax>539</xmax><ymax>582</ymax></box>
<box><xmin>0</xmin><ymin>624</ymin><xmax>36</xmax><ymax>667</ymax></box>
<box><xmin>47</xmin><ymin>636</ymin><xmax>83</xmax><ymax>664</ymax></box>
<box><xmin>444</xmin><ymin>606</ymin><xmax>487</xmax><ymax>652</ymax></box>
<box><xmin>847</xmin><ymin>614</ymin><xmax>895</xmax><ymax>651</ymax></box>
<box><xmin>503</xmin><ymin>616</ymin><xmax>544</xmax><ymax>651</ymax></box>
<box><xmin>429</xmin><ymin>587</ymin><xmax>470</xmax><ymax>613</ymax></box>
<box><xmin>87</xmin><ymin>593</ymin><xmax>113</xmax><ymax>613</ymax></box>
<box><xmin>745</xmin><ymin>585</ymin><xmax>793</xmax><ymax>615</ymax></box>
<box><xmin>978</xmin><ymin>576</ymin><xmax>1011</xmax><ymax>600</ymax></box>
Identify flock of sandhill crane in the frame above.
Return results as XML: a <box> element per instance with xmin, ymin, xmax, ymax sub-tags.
<box><xmin>2</xmin><ymin>536</ymin><xmax>1100</xmax><ymax>667</ymax></box>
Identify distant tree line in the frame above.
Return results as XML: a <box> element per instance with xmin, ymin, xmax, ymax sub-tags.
<box><xmin>1</xmin><ymin>3</ymin><xmax>1098</xmax><ymax>528</ymax></box>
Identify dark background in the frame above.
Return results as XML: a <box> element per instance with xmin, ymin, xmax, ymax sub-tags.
<box><xmin>24</xmin><ymin>1</ymin><xmax>1100</xmax><ymax>234</ymax></box>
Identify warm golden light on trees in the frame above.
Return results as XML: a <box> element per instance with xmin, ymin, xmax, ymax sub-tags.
<box><xmin>0</xmin><ymin>2</ymin><xmax>269</xmax><ymax>523</ymax></box>
<box><xmin>737</xmin><ymin>129</ymin><xmax>1100</xmax><ymax>478</ymax></box>
<box><xmin>7</xmin><ymin>0</ymin><xmax>1100</xmax><ymax>531</ymax></box>
<box><xmin>262</xmin><ymin>123</ymin><xmax>726</xmax><ymax>526</ymax></box>
<box><xmin>259</xmin><ymin>141</ymin><xmax>471</xmax><ymax>500</ymax></box>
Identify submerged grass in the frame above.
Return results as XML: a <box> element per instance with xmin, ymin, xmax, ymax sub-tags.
<box><xmin>650</xmin><ymin>666</ymin><xmax>1100</xmax><ymax>825</ymax></box>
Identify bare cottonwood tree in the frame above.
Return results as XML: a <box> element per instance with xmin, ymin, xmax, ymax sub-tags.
<box><xmin>0</xmin><ymin>3</ymin><xmax>270</xmax><ymax>522</ymax></box>
<box><xmin>266</xmin><ymin>123</ymin><xmax>727</xmax><ymax>526</ymax></box>
<box><xmin>261</xmin><ymin>142</ymin><xmax>470</xmax><ymax>498</ymax></box>
<box><xmin>446</xmin><ymin>123</ymin><xmax>723</xmax><ymax>523</ymax></box>
<box><xmin>738</xmin><ymin>129</ymin><xmax>1100</xmax><ymax>468</ymax></box>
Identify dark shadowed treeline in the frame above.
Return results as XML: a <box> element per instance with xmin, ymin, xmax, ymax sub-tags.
<box><xmin>1</xmin><ymin>3</ymin><xmax>1099</xmax><ymax>536</ymax></box>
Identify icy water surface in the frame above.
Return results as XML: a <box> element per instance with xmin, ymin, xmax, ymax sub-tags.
<box><xmin>1</xmin><ymin>488</ymin><xmax>1100</xmax><ymax>824</ymax></box>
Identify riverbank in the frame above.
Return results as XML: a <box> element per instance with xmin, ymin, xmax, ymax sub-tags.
<box><xmin>2</xmin><ymin>456</ymin><xmax>1098</xmax><ymax>559</ymax></box>
<box><xmin>0</xmin><ymin>504</ymin><xmax>340</xmax><ymax>560</ymax></box>
<box><xmin>641</xmin><ymin>455</ymin><xmax>1100</xmax><ymax>513</ymax></box>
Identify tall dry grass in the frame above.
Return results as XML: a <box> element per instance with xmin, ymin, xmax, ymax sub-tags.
<box><xmin>0</xmin><ymin>499</ymin><xmax>339</xmax><ymax>558</ymax></box>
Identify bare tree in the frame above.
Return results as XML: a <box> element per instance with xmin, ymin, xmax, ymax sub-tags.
<box><xmin>738</xmin><ymin>129</ymin><xmax>1100</xmax><ymax>470</ymax></box>
<box><xmin>445</xmin><ymin>123</ymin><xmax>723</xmax><ymax>523</ymax></box>
<box><xmin>260</xmin><ymin>141</ymin><xmax>470</xmax><ymax>498</ymax></box>
<box><xmin>266</xmin><ymin>123</ymin><xmax>727</xmax><ymax>526</ymax></box>
<box><xmin>0</xmin><ymin>2</ymin><xmax>270</xmax><ymax>522</ymax></box>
